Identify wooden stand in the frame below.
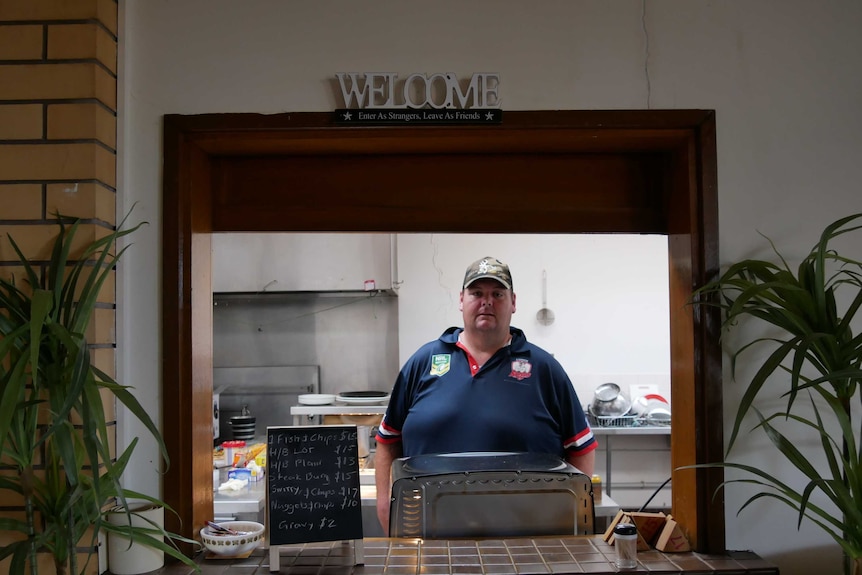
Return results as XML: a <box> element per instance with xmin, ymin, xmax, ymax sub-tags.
<box><xmin>265</xmin><ymin>425</ymin><xmax>366</xmax><ymax>571</ymax></box>
<box><xmin>603</xmin><ymin>509</ymin><xmax>691</xmax><ymax>552</ymax></box>
<box><xmin>268</xmin><ymin>539</ymin><xmax>364</xmax><ymax>572</ymax></box>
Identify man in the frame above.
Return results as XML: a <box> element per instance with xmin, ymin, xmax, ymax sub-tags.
<box><xmin>374</xmin><ymin>256</ymin><xmax>597</xmax><ymax>533</ymax></box>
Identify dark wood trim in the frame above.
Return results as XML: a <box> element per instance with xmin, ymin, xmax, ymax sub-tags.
<box><xmin>162</xmin><ymin>110</ymin><xmax>724</xmax><ymax>552</ymax></box>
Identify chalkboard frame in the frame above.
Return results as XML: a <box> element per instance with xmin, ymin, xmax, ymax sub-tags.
<box><xmin>266</xmin><ymin>425</ymin><xmax>364</xmax><ymax>547</ymax></box>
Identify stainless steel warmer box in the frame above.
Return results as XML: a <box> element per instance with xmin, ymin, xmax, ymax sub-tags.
<box><xmin>389</xmin><ymin>452</ymin><xmax>594</xmax><ymax>538</ymax></box>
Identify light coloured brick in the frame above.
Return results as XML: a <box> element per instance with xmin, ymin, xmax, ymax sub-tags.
<box><xmin>0</xmin><ymin>63</ymin><xmax>116</xmax><ymax>110</ymax></box>
<box><xmin>86</xmin><ymin>306</ymin><xmax>115</xmax><ymax>345</ymax></box>
<box><xmin>0</xmin><ymin>0</ymin><xmax>117</xmax><ymax>36</ymax></box>
<box><xmin>4</xmin><ymin>225</ymin><xmax>117</xmax><ymax>284</ymax></box>
<box><xmin>0</xmin><ymin>508</ymin><xmax>25</xmax><ymax>535</ymax></box>
<box><xmin>0</xmin><ymin>222</ymin><xmax>100</xmax><ymax>262</ymax></box>
<box><xmin>0</xmin><ymin>24</ymin><xmax>42</xmax><ymax>59</ymax></box>
<box><xmin>66</xmin><ymin>381</ymin><xmax>118</xmax><ymax>435</ymax></box>
<box><xmin>0</xmin><ymin>0</ymin><xmax>118</xmax><ymax>555</ymax></box>
<box><xmin>70</xmin><ymin>263</ymin><xmax>117</xmax><ymax>308</ymax></box>
<box><xmin>71</xmin><ymin>265</ymin><xmax>116</xmax><ymax>303</ymax></box>
<box><xmin>0</xmin><ymin>266</ymin><xmax>31</xmax><ymax>291</ymax></box>
<box><xmin>47</xmin><ymin>182</ymin><xmax>116</xmax><ymax>223</ymax></box>
<box><xmin>80</xmin><ymin>385</ymin><xmax>119</xmax><ymax>428</ymax></box>
<box><xmin>0</xmin><ymin>263</ymin><xmax>114</xmax><ymax>302</ymax></box>
<box><xmin>0</xmin><ymin>143</ymin><xmax>116</xmax><ymax>188</ymax></box>
<box><xmin>0</xmin><ymin>477</ymin><xmax>24</xmax><ymax>508</ymax></box>
<box><xmin>0</xmin><ymin>546</ymin><xmax>66</xmax><ymax>575</ymax></box>
<box><xmin>48</xmin><ymin>23</ymin><xmax>117</xmax><ymax>74</ymax></box>
<box><xmin>0</xmin><ymin>184</ymin><xmax>42</xmax><ymax>219</ymax></box>
<box><xmin>47</xmin><ymin>103</ymin><xmax>116</xmax><ymax>148</ymax></box>
<box><xmin>93</xmin><ymin>347</ymin><xmax>116</xmax><ymax>383</ymax></box>
<box><xmin>0</xmin><ymin>104</ymin><xmax>42</xmax><ymax>139</ymax></box>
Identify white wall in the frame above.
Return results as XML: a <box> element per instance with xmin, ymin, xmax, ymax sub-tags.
<box><xmin>120</xmin><ymin>1</ymin><xmax>862</xmax><ymax>573</ymax></box>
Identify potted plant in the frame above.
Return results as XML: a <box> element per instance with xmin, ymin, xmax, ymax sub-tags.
<box><xmin>0</xmin><ymin>214</ymin><xmax>200</xmax><ymax>575</ymax></box>
<box><xmin>691</xmin><ymin>213</ymin><xmax>862</xmax><ymax>574</ymax></box>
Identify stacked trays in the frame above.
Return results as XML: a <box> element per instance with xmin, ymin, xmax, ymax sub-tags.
<box><xmin>229</xmin><ymin>413</ymin><xmax>256</xmax><ymax>440</ymax></box>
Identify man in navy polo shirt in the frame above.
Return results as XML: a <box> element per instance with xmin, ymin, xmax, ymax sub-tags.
<box><xmin>374</xmin><ymin>256</ymin><xmax>597</xmax><ymax>533</ymax></box>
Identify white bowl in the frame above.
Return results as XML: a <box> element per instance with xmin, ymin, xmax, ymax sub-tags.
<box><xmin>200</xmin><ymin>521</ymin><xmax>264</xmax><ymax>556</ymax></box>
<box><xmin>630</xmin><ymin>394</ymin><xmax>669</xmax><ymax>416</ymax></box>
<box><xmin>297</xmin><ymin>394</ymin><xmax>336</xmax><ymax>406</ymax></box>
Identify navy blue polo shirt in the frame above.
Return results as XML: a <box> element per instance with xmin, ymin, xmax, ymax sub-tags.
<box><xmin>377</xmin><ymin>327</ymin><xmax>597</xmax><ymax>459</ymax></box>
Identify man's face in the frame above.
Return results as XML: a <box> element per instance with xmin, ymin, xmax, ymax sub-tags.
<box><xmin>459</xmin><ymin>279</ymin><xmax>517</xmax><ymax>333</ymax></box>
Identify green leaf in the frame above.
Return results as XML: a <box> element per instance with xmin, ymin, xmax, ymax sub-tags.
<box><xmin>690</xmin><ymin>213</ymin><xmax>862</xmax><ymax>558</ymax></box>
<box><xmin>0</xmin><ymin>212</ymin><xmax>198</xmax><ymax>575</ymax></box>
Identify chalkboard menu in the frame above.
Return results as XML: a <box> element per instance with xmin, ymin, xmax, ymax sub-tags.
<box><xmin>266</xmin><ymin>426</ymin><xmax>363</xmax><ymax>546</ymax></box>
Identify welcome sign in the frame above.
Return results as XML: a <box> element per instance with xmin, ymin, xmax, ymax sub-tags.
<box><xmin>334</xmin><ymin>72</ymin><xmax>502</xmax><ymax>125</ymax></box>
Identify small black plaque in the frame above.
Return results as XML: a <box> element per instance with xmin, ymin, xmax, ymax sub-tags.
<box><xmin>266</xmin><ymin>425</ymin><xmax>363</xmax><ymax>546</ymax></box>
<box><xmin>334</xmin><ymin>108</ymin><xmax>502</xmax><ymax>125</ymax></box>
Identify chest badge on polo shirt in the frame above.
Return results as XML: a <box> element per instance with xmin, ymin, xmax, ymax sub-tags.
<box><xmin>430</xmin><ymin>354</ymin><xmax>451</xmax><ymax>376</ymax></box>
<box><xmin>509</xmin><ymin>359</ymin><xmax>533</xmax><ymax>381</ymax></box>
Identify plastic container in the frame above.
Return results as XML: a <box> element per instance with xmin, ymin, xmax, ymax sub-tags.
<box><xmin>220</xmin><ymin>440</ymin><xmax>246</xmax><ymax>468</ymax></box>
<box><xmin>228</xmin><ymin>467</ymin><xmax>252</xmax><ymax>482</ymax></box>
<box><xmin>614</xmin><ymin>522</ymin><xmax>638</xmax><ymax>569</ymax></box>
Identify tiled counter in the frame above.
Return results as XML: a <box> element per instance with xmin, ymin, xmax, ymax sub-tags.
<box><xmin>191</xmin><ymin>536</ymin><xmax>778</xmax><ymax>575</ymax></box>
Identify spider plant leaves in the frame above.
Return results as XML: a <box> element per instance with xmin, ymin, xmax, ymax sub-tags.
<box><xmin>755</xmin><ymin>402</ymin><xmax>862</xmax><ymax>542</ymax></box>
<box><xmin>689</xmin><ymin>213</ymin><xmax>862</xmax><ymax>562</ymax></box>
<box><xmin>689</xmin><ymin>461</ymin><xmax>857</xmax><ymax>556</ymax></box>
<box><xmin>0</xmin><ymin>213</ymin><xmax>200</xmax><ymax>575</ymax></box>
<box><xmin>0</xmin><ymin>324</ymin><xmax>33</xmax><ymax>460</ymax></box>
<box><xmin>726</xmin><ymin>336</ymin><xmax>796</xmax><ymax>452</ymax></box>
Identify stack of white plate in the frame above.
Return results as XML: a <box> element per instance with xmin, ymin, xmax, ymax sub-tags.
<box><xmin>297</xmin><ymin>394</ymin><xmax>336</xmax><ymax>406</ymax></box>
<box><xmin>335</xmin><ymin>391</ymin><xmax>390</xmax><ymax>405</ymax></box>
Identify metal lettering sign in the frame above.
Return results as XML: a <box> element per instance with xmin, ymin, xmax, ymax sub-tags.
<box><xmin>334</xmin><ymin>72</ymin><xmax>502</xmax><ymax>125</ymax></box>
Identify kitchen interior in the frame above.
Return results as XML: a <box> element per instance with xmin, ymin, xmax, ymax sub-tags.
<box><xmin>210</xmin><ymin>232</ymin><xmax>672</xmax><ymax>536</ymax></box>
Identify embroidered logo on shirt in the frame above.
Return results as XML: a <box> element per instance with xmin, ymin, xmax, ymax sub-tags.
<box><xmin>509</xmin><ymin>359</ymin><xmax>533</xmax><ymax>380</ymax></box>
<box><xmin>430</xmin><ymin>354</ymin><xmax>451</xmax><ymax>376</ymax></box>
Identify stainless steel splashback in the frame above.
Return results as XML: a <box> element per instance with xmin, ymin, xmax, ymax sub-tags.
<box><xmin>214</xmin><ymin>365</ymin><xmax>319</xmax><ymax>442</ymax></box>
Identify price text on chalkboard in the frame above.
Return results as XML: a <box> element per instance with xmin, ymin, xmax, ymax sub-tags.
<box><xmin>267</xmin><ymin>426</ymin><xmax>363</xmax><ymax>545</ymax></box>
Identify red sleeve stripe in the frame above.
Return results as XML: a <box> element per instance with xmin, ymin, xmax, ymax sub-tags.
<box><xmin>564</xmin><ymin>428</ymin><xmax>596</xmax><ymax>452</ymax></box>
<box><xmin>377</xmin><ymin>419</ymin><xmax>401</xmax><ymax>438</ymax></box>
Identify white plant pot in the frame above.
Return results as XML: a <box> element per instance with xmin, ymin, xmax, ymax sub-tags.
<box><xmin>106</xmin><ymin>502</ymin><xmax>165</xmax><ymax>575</ymax></box>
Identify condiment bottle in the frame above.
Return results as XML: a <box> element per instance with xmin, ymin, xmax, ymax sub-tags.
<box><xmin>613</xmin><ymin>522</ymin><xmax>638</xmax><ymax>569</ymax></box>
<box><xmin>220</xmin><ymin>440</ymin><xmax>246</xmax><ymax>468</ymax></box>
<box><xmin>591</xmin><ymin>474</ymin><xmax>603</xmax><ymax>503</ymax></box>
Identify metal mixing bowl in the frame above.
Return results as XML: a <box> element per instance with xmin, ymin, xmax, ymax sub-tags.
<box><xmin>589</xmin><ymin>383</ymin><xmax>631</xmax><ymax>417</ymax></box>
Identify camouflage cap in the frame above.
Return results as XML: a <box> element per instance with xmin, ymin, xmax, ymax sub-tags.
<box><xmin>462</xmin><ymin>257</ymin><xmax>513</xmax><ymax>290</ymax></box>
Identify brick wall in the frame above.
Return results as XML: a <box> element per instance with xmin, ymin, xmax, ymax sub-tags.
<box><xmin>0</xmin><ymin>0</ymin><xmax>118</xmax><ymax>573</ymax></box>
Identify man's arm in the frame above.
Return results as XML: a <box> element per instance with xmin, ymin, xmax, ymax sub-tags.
<box><xmin>566</xmin><ymin>448</ymin><xmax>595</xmax><ymax>478</ymax></box>
<box><xmin>374</xmin><ymin>441</ymin><xmax>402</xmax><ymax>535</ymax></box>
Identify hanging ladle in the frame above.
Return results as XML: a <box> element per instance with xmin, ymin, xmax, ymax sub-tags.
<box><xmin>536</xmin><ymin>269</ymin><xmax>555</xmax><ymax>326</ymax></box>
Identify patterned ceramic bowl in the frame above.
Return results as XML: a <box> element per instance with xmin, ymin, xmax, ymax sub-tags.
<box><xmin>200</xmin><ymin>521</ymin><xmax>264</xmax><ymax>556</ymax></box>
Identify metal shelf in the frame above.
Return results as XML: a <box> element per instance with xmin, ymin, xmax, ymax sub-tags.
<box><xmin>591</xmin><ymin>425</ymin><xmax>670</xmax><ymax>436</ymax></box>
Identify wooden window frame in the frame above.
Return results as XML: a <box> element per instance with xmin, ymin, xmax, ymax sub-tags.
<box><xmin>161</xmin><ymin>110</ymin><xmax>724</xmax><ymax>552</ymax></box>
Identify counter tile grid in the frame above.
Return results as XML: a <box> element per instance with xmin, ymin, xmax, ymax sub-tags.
<box><xmin>136</xmin><ymin>537</ymin><xmax>778</xmax><ymax>575</ymax></box>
